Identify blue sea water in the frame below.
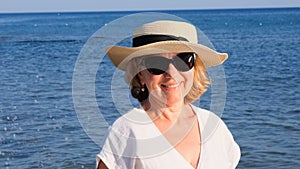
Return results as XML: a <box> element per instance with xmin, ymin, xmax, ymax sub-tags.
<box><xmin>0</xmin><ymin>8</ymin><xmax>299</xmax><ymax>168</ymax></box>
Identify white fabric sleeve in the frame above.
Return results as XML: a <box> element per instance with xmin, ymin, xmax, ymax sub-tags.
<box><xmin>217</xmin><ymin>118</ymin><xmax>241</xmax><ymax>169</ymax></box>
<box><xmin>227</xmin><ymin>133</ymin><xmax>241</xmax><ymax>168</ymax></box>
<box><xmin>95</xmin><ymin>119</ymin><xmax>138</xmax><ymax>169</ymax></box>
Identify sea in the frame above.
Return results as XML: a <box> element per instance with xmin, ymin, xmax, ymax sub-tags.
<box><xmin>0</xmin><ymin>8</ymin><xmax>299</xmax><ymax>169</ymax></box>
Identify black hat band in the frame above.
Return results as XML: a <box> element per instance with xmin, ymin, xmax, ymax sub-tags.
<box><xmin>132</xmin><ymin>34</ymin><xmax>188</xmax><ymax>47</ymax></box>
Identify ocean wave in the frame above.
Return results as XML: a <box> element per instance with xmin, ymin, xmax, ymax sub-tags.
<box><xmin>0</xmin><ymin>36</ymin><xmax>88</xmax><ymax>43</ymax></box>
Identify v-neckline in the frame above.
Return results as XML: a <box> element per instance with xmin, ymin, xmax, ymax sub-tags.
<box><xmin>143</xmin><ymin>104</ymin><xmax>203</xmax><ymax>169</ymax></box>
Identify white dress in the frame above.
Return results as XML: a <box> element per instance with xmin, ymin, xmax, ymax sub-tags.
<box><xmin>96</xmin><ymin>105</ymin><xmax>240</xmax><ymax>169</ymax></box>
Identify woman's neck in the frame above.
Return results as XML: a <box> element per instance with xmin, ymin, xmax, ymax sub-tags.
<box><xmin>142</xmin><ymin>99</ymin><xmax>192</xmax><ymax>123</ymax></box>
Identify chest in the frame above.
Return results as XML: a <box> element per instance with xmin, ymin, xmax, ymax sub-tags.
<box><xmin>173</xmin><ymin>121</ymin><xmax>201</xmax><ymax>168</ymax></box>
<box><xmin>156</xmin><ymin>119</ymin><xmax>201</xmax><ymax>168</ymax></box>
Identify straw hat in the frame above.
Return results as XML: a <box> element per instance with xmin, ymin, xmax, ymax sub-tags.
<box><xmin>106</xmin><ymin>20</ymin><xmax>228</xmax><ymax>70</ymax></box>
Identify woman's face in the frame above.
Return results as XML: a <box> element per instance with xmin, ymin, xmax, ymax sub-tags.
<box><xmin>138</xmin><ymin>53</ymin><xmax>194</xmax><ymax>107</ymax></box>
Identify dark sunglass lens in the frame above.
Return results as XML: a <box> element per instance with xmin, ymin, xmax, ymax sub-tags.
<box><xmin>143</xmin><ymin>53</ymin><xmax>195</xmax><ymax>75</ymax></box>
<box><xmin>147</xmin><ymin>68</ymin><xmax>165</xmax><ymax>75</ymax></box>
<box><xmin>143</xmin><ymin>57</ymin><xmax>169</xmax><ymax>75</ymax></box>
<box><xmin>175</xmin><ymin>53</ymin><xmax>195</xmax><ymax>71</ymax></box>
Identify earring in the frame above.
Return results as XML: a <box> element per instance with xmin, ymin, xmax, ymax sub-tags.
<box><xmin>141</xmin><ymin>85</ymin><xmax>145</xmax><ymax>92</ymax></box>
<box><xmin>139</xmin><ymin>84</ymin><xmax>149</xmax><ymax>102</ymax></box>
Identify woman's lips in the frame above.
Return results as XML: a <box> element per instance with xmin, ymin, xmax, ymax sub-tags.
<box><xmin>161</xmin><ymin>82</ymin><xmax>181</xmax><ymax>90</ymax></box>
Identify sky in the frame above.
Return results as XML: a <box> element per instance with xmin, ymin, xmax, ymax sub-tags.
<box><xmin>0</xmin><ymin>0</ymin><xmax>300</xmax><ymax>13</ymax></box>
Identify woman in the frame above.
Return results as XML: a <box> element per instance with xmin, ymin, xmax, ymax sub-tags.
<box><xmin>96</xmin><ymin>20</ymin><xmax>240</xmax><ymax>169</ymax></box>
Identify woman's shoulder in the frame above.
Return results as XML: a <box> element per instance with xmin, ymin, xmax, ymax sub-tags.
<box><xmin>108</xmin><ymin>108</ymin><xmax>152</xmax><ymax>136</ymax></box>
<box><xmin>191</xmin><ymin>104</ymin><xmax>222</xmax><ymax>122</ymax></box>
<box><xmin>191</xmin><ymin>105</ymin><xmax>241</xmax><ymax>167</ymax></box>
<box><xmin>111</xmin><ymin>108</ymin><xmax>146</xmax><ymax>126</ymax></box>
<box><xmin>191</xmin><ymin>104</ymin><xmax>234</xmax><ymax>138</ymax></box>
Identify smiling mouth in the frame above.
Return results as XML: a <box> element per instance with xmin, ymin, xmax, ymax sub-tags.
<box><xmin>161</xmin><ymin>82</ymin><xmax>181</xmax><ymax>90</ymax></box>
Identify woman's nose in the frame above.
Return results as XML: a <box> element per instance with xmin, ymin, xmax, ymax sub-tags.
<box><xmin>164</xmin><ymin>63</ymin><xmax>180</xmax><ymax>78</ymax></box>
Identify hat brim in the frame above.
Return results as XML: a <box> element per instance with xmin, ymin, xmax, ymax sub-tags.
<box><xmin>106</xmin><ymin>41</ymin><xmax>228</xmax><ymax>70</ymax></box>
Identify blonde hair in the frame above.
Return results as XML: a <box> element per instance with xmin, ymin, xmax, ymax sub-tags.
<box><xmin>129</xmin><ymin>54</ymin><xmax>210</xmax><ymax>103</ymax></box>
<box><xmin>184</xmin><ymin>55</ymin><xmax>210</xmax><ymax>103</ymax></box>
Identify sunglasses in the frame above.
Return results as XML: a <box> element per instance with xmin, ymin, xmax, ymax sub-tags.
<box><xmin>142</xmin><ymin>52</ymin><xmax>196</xmax><ymax>75</ymax></box>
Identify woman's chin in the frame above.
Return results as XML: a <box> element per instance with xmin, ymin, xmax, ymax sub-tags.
<box><xmin>148</xmin><ymin>90</ymin><xmax>183</xmax><ymax>108</ymax></box>
<box><xmin>163</xmin><ymin>91</ymin><xmax>184</xmax><ymax>107</ymax></box>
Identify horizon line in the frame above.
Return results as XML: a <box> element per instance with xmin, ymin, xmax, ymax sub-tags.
<box><xmin>0</xmin><ymin>6</ymin><xmax>299</xmax><ymax>14</ymax></box>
